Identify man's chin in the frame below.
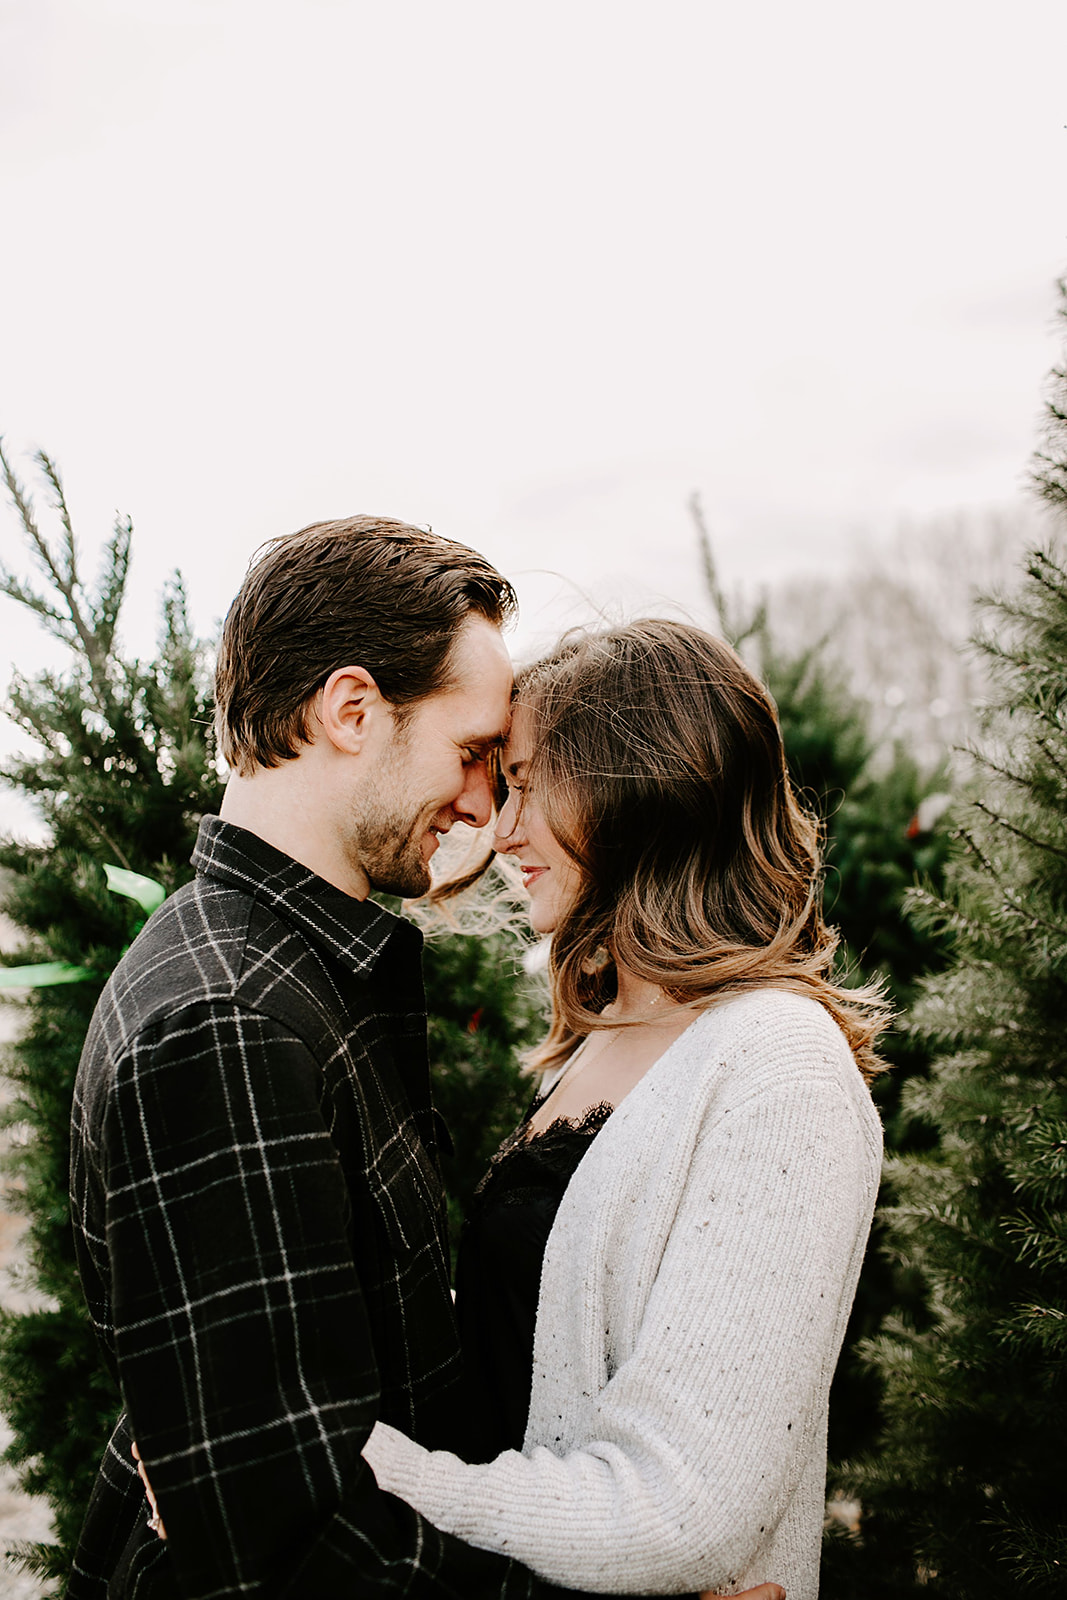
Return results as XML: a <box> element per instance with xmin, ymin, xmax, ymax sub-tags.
<box><xmin>368</xmin><ymin>861</ymin><xmax>432</xmax><ymax>901</ymax></box>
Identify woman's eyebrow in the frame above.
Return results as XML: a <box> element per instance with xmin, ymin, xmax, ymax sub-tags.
<box><xmin>505</xmin><ymin>756</ymin><xmax>529</xmax><ymax>778</ymax></box>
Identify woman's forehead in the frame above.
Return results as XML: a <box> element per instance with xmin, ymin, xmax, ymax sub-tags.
<box><xmin>502</xmin><ymin>701</ymin><xmax>535</xmax><ymax>764</ymax></box>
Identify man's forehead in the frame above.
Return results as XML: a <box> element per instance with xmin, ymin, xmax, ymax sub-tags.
<box><xmin>449</xmin><ymin>614</ymin><xmax>513</xmax><ymax>680</ymax></box>
<box><xmin>441</xmin><ymin>694</ymin><xmax>511</xmax><ymax>749</ymax></box>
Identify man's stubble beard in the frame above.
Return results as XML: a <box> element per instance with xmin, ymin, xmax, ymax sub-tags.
<box><xmin>344</xmin><ymin>728</ymin><xmax>435</xmax><ymax>900</ymax></box>
<box><xmin>350</xmin><ymin>797</ymin><xmax>432</xmax><ymax>899</ymax></box>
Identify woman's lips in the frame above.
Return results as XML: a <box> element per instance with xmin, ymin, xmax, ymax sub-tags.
<box><xmin>521</xmin><ymin>866</ymin><xmax>547</xmax><ymax>888</ymax></box>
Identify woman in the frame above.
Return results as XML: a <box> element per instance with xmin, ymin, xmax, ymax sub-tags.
<box><xmin>362</xmin><ymin>619</ymin><xmax>886</xmax><ymax>1600</ymax></box>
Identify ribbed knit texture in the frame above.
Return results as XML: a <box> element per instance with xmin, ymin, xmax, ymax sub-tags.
<box><xmin>365</xmin><ymin>988</ymin><xmax>882</xmax><ymax>1598</ymax></box>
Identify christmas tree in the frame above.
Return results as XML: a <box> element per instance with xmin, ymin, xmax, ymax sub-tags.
<box><xmin>826</xmin><ymin>278</ymin><xmax>1067</xmax><ymax>1595</ymax></box>
<box><xmin>0</xmin><ymin>443</ymin><xmax>222</xmax><ymax>1587</ymax></box>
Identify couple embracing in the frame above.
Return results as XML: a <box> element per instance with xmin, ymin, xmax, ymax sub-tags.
<box><xmin>68</xmin><ymin>515</ymin><xmax>884</xmax><ymax>1600</ymax></box>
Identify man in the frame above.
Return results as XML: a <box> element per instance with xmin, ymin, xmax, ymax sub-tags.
<box><xmin>67</xmin><ymin>515</ymin><xmax>555</xmax><ymax>1598</ymax></box>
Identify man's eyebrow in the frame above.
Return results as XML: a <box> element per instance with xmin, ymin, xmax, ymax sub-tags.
<box><xmin>462</xmin><ymin>734</ymin><xmax>505</xmax><ymax>755</ymax></box>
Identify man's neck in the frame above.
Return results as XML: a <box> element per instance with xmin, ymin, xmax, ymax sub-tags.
<box><xmin>220</xmin><ymin>766</ymin><xmax>371</xmax><ymax>900</ymax></box>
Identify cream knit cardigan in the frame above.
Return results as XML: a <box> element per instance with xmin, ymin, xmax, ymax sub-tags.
<box><xmin>364</xmin><ymin>988</ymin><xmax>882</xmax><ymax>1599</ymax></box>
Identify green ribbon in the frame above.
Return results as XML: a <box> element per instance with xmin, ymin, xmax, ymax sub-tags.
<box><xmin>0</xmin><ymin>864</ymin><xmax>167</xmax><ymax>988</ymax></box>
<box><xmin>103</xmin><ymin>864</ymin><xmax>167</xmax><ymax>917</ymax></box>
<box><xmin>0</xmin><ymin>961</ymin><xmax>96</xmax><ymax>989</ymax></box>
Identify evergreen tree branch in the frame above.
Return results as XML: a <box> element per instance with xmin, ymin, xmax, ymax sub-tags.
<box><xmin>1035</xmin><ymin>735</ymin><xmax>1067</xmax><ymax>785</ymax></box>
<box><xmin>972</xmin><ymin>631</ymin><xmax>1045</xmax><ymax>674</ymax></box>
<box><xmin>963</xmin><ymin>747</ymin><xmax>1042</xmax><ymax>797</ymax></box>
<box><xmin>970</xmin><ymin>798</ymin><xmax>1067</xmax><ymax>865</ymax></box>
<box><xmin>80</xmin><ymin>816</ymin><xmax>134</xmax><ymax>871</ymax></box>
<box><xmin>0</xmin><ymin>572</ymin><xmax>77</xmax><ymax>639</ymax></box>
<box><xmin>1023</xmin><ymin>544</ymin><xmax>1067</xmax><ymax>596</ymax></box>
<box><xmin>0</xmin><ymin>441</ymin><xmax>115</xmax><ymax>709</ymax></box>
<box><xmin>90</xmin><ymin>514</ymin><xmax>133</xmax><ymax>660</ymax></box>
<box><xmin>951</xmin><ymin>819</ymin><xmax>1067</xmax><ymax>938</ymax></box>
<box><xmin>36</xmin><ymin>450</ymin><xmax>79</xmax><ymax>591</ymax></box>
<box><xmin>0</xmin><ymin>442</ymin><xmax>76</xmax><ymax>609</ymax></box>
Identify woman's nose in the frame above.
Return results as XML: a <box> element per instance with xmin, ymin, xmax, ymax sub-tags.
<box><xmin>493</xmin><ymin>792</ymin><xmax>522</xmax><ymax>852</ymax></box>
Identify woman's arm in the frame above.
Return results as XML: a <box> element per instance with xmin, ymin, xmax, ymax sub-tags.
<box><xmin>364</xmin><ymin>1071</ymin><xmax>876</xmax><ymax>1595</ymax></box>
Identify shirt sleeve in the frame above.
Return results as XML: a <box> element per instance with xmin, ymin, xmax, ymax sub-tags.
<box><xmin>102</xmin><ymin>998</ymin><xmax>568</xmax><ymax>1600</ymax></box>
<box><xmin>362</xmin><ymin>1072</ymin><xmax>878</xmax><ymax>1594</ymax></box>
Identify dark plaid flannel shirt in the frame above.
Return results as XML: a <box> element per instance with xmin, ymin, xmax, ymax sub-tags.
<box><xmin>68</xmin><ymin>817</ymin><xmax>575</xmax><ymax>1600</ymax></box>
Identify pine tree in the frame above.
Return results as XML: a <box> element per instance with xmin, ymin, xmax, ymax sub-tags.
<box><xmin>825</xmin><ymin>281</ymin><xmax>1067</xmax><ymax>1596</ymax></box>
<box><xmin>0</xmin><ymin>444</ymin><xmax>222</xmax><ymax>1587</ymax></box>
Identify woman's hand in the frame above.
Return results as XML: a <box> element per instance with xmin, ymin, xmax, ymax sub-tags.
<box><xmin>130</xmin><ymin>1441</ymin><xmax>167</xmax><ymax>1540</ymax></box>
<box><xmin>700</xmin><ymin>1587</ymin><xmax>785</xmax><ymax>1600</ymax></box>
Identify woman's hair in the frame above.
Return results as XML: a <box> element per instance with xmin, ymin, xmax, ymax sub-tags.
<box><xmin>502</xmin><ymin>618</ymin><xmax>888</xmax><ymax>1084</ymax></box>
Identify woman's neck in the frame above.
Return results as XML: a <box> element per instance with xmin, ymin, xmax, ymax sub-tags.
<box><xmin>610</xmin><ymin>965</ymin><xmax>678</xmax><ymax>1021</ymax></box>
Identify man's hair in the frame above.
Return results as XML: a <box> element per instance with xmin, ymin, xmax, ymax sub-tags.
<box><xmin>215</xmin><ymin>515</ymin><xmax>517</xmax><ymax>775</ymax></box>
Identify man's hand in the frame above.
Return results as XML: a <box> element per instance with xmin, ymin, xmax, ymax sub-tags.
<box><xmin>131</xmin><ymin>1442</ymin><xmax>167</xmax><ymax>1541</ymax></box>
<box><xmin>701</xmin><ymin>1587</ymin><xmax>785</xmax><ymax>1600</ymax></box>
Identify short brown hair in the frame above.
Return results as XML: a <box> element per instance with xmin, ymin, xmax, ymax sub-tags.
<box><xmin>215</xmin><ymin>515</ymin><xmax>516</xmax><ymax>775</ymax></box>
<box><xmin>513</xmin><ymin>620</ymin><xmax>889</xmax><ymax>1084</ymax></box>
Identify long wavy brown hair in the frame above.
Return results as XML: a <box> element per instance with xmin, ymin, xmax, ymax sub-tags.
<box><xmin>501</xmin><ymin>619</ymin><xmax>889</xmax><ymax>1084</ymax></box>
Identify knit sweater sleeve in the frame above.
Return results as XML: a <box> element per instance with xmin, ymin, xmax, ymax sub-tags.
<box><xmin>363</xmin><ymin>1061</ymin><xmax>877</xmax><ymax>1595</ymax></box>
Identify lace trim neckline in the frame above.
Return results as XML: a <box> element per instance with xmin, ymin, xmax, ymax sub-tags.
<box><xmin>488</xmin><ymin>1099</ymin><xmax>614</xmax><ymax>1171</ymax></box>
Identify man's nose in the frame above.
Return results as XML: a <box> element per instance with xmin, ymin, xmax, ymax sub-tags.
<box><xmin>455</xmin><ymin>762</ymin><xmax>494</xmax><ymax>830</ymax></box>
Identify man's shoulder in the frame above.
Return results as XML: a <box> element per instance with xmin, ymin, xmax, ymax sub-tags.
<box><xmin>86</xmin><ymin>875</ymin><xmax>345</xmax><ymax>1070</ymax></box>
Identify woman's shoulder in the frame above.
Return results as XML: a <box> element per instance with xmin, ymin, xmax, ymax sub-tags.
<box><xmin>674</xmin><ymin>986</ymin><xmax>873</xmax><ymax>1104</ymax></box>
<box><xmin>689</xmin><ymin>982</ymin><xmax>849</xmax><ymax>1042</ymax></box>
<box><xmin>657</xmin><ymin>987</ymin><xmax>883</xmax><ymax>1165</ymax></box>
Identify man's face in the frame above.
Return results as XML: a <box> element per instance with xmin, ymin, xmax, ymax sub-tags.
<box><xmin>347</xmin><ymin>616</ymin><xmax>513</xmax><ymax>898</ymax></box>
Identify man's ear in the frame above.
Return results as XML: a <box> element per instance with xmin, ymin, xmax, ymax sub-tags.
<box><xmin>315</xmin><ymin>666</ymin><xmax>388</xmax><ymax>755</ymax></box>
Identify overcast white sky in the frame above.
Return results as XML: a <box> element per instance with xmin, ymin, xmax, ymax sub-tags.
<box><xmin>1</xmin><ymin>0</ymin><xmax>1066</xmax><ymax>834</ymax></box>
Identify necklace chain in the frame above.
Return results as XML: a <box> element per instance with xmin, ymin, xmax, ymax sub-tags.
<box><xmin>557</xmin><ymin>991</ymin><xmax>677</xmax><ymax>1090</ymax></box>
<box><xmin>531</xmin><ymin>991</ymin><xmax>686</xmax><ymax>1133</ymax></box>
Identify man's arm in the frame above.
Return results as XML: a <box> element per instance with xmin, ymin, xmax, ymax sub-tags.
<box><xmin>103</xmin><ymin>998</ymin><xmax>555</xmax><ymax>1600</ymax></box>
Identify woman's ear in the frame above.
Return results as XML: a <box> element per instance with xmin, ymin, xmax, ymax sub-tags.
<box><xmin>315</xmin><ymin>665</ymin><xmax>386</xmax><ymax>755</ymax></box>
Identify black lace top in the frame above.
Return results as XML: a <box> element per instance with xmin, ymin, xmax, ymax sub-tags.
<box><xmin>454</xmin><ymin>1098</ymin><xmax>614</xmax><ymax>1462</ymax></box>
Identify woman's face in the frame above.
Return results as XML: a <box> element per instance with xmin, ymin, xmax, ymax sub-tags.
<box><xmin>494</xmin><ymin>704</ymin><xmax>584</xmax><ymax>935</ymax></box>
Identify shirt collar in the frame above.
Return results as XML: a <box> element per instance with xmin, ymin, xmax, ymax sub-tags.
<box><xmin>192</xmin><ymin>815</ymin><xmax>419</xmax><ymax>978</ymax></box>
